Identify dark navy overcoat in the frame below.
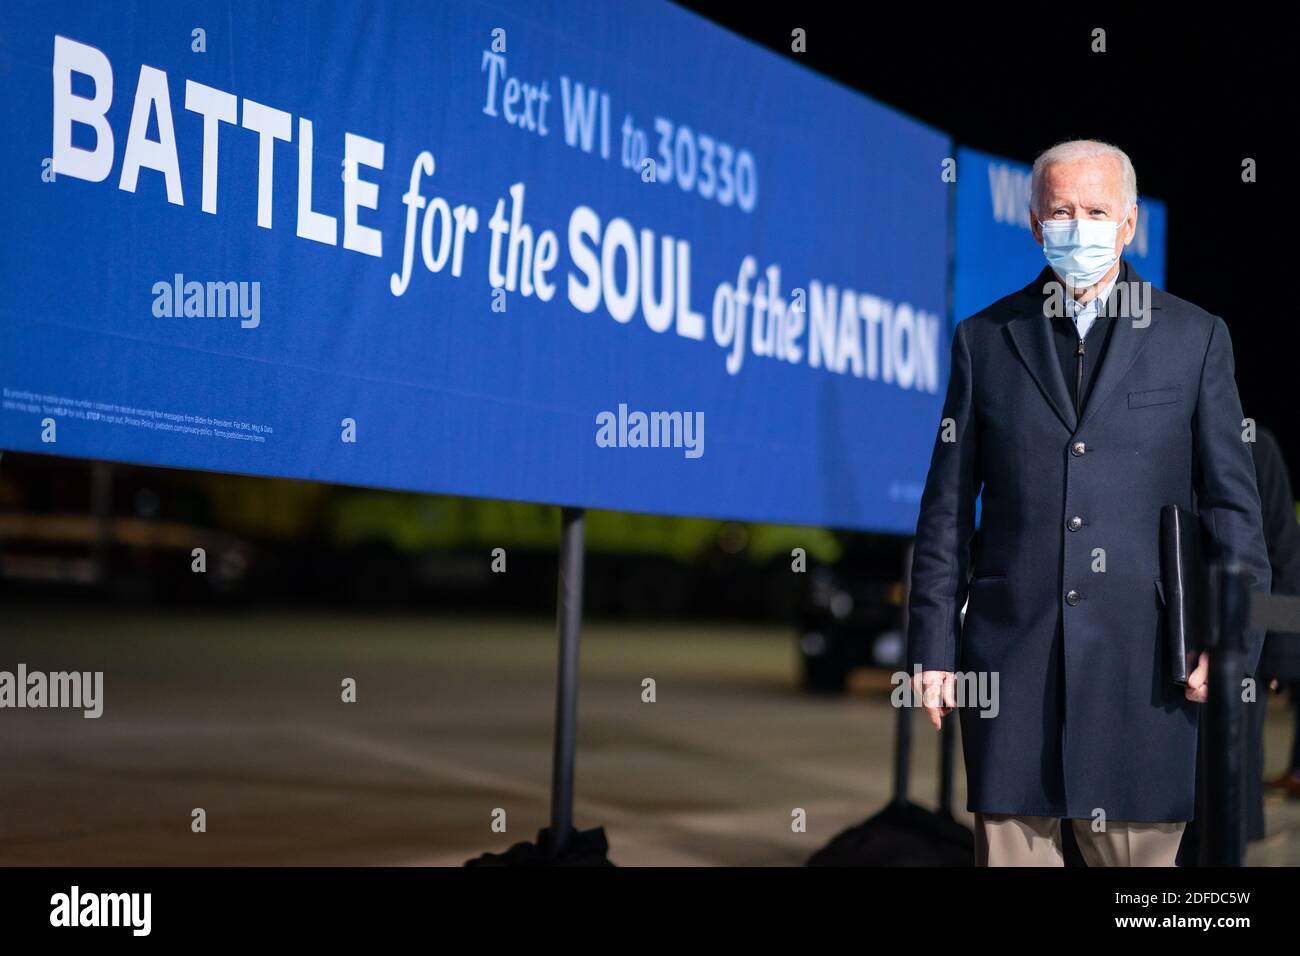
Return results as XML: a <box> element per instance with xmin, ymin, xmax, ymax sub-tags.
<box><xmin>907</xmin><ymin>258</ymin><xmax>1271</xmax><ymax>822</ymax></box>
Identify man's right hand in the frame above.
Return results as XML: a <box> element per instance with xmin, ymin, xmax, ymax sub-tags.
<box><xmin>911</xmin><ymin>670</ymin><xmax>957</xmax><ymax>729</ymax></box>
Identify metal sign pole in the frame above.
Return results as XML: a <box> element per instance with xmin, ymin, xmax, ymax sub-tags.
<box><xmin>548</xmin><ymin>506</ymin><xmax>585</xmax><ymax>858</ymax></box>
<box><xmin>894</xmin><ymin>542</ymin><xmax>914</xmax><ymax>804</ymax></box>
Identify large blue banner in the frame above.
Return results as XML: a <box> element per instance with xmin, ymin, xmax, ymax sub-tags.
<box><xmin>954</xmin><ymin>145</ymin><xmax>1167</xmax><ymax>327</ymax></box>
<box><xmin>0</xmin><ymin>0</ymin><xmax>950</xmax><ymax>532</ymax></box>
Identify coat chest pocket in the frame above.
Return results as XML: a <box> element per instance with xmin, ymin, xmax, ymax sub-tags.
<box><xmin>1129</xmin><ymin>386</ymin><xmax>1181</xmax><ymax>409</ymax></box>
<box><xmin>965</xmin><ymin>574</ymin><xmax>1013</xmax><ymax>629</ymax></box>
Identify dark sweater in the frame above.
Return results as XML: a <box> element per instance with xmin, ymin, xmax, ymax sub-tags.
<box><xmin>1048</xmin><ymin>260</ymin><xmax>1127</xmax><ymax>418</ymax></box>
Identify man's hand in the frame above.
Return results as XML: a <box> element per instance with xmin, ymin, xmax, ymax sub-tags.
<box><xmin>912</xmin><ymin>670</ymin><xmax>956</xmax><ymax>729</ymax></box>
<box><xmin>1185</xmin><ymin>651</ymin><xmax>1209</xmax><ymax>703</ymax></box>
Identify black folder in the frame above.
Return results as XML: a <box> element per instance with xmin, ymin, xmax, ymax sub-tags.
<box><xmin>1159</xmin><ymin>504</ymin><xmax>1206</xmax><ymax>685</ymax></box>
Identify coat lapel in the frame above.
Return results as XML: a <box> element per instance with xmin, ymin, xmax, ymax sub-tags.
<box><xmin>1004</xmin><ymin>265</ymin><xmax>1077</xmax><ymax>432</ymax></box>
<box><xmin>1003</xmin><ymin>259</ymin><xmax>1164</xmax><ymax>435</ymax></box>
<box><xmin>1076</xmin><ymin>259</ymin><xmax>1163</xmax><ymax>431</ymax></box>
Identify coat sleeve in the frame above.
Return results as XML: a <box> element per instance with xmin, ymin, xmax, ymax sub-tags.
<box><xmin>1193</xmin><ymin>316</ymin><xmax>1273</xmax><ymax>677</ymax></box>
<box><xmin>907</xmin><ymin>318</ymin><xmax>981</xmax><ymax>673</ymax></box>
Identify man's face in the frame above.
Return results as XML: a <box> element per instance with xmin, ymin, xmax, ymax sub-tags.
<box><xmin>1029</xmin><ymin>156</ymin><xmax>1137</xmax><ymax>260</ymax></box>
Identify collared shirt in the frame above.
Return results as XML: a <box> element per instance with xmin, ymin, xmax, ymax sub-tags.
<box><xmin>1067</xmin><ymin>270</ymin><xmax>1119</xmax><ymax>340</ymax></box>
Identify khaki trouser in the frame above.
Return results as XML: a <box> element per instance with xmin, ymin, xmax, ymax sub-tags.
<box><xmin>974</xmin><ymin>813</ymin><xmax>1185</xmax><ymax>866</ymax></box>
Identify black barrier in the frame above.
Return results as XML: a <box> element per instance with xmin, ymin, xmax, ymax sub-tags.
<box><xmin>1199</xmin><ymin>566</ymin><xmax>1300</xmax><ymax>866</ymax></box>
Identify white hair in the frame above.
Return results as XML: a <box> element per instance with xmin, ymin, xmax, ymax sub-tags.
<box><xmin>1030</xmin><ymin>139</ymin><xmax>1138</xmax><ymax>216</ymax></box>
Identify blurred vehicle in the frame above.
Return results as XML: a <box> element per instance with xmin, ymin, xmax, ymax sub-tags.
<box><xmin>0</xmin><ymin>456</ymin><xmax>253</xmax><ymax>600</ymax></box>
<box><xmin>797</xmin><ymin>534</ymin><xmax>908</xmax><ymax>693</ymax></box>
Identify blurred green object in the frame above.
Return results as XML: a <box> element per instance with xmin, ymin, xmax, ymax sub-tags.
<box><xmin>321</xmin><ymin>489</ymin><xmax>842</xmax><ymax>564</ymax></box>
<box><xmin>200</xmin><ymin>473</ymin><xmax>328</xmax><ymax>539</ymax></box>
<box><xmin>34</xmin><ymin>460</ymin><xmax>847</xmax><ymax>567</ymax></box>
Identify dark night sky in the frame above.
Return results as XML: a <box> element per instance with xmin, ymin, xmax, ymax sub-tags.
<box><xmin>678</xmin><ymin>5</ymin><xmax>1295</xmax><ymax>479</ymax></box>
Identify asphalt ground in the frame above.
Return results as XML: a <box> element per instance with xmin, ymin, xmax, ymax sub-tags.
<box><xmin>1</xmin><ymin>602</ymin><xmax>1298</xmax><ymax>865</ymax></box>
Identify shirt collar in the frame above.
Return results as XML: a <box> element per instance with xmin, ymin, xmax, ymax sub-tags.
<box><xmin>1068</xmin><ymin>267</ymin><xmax>1120</xmax><ymax>316</ymax></box>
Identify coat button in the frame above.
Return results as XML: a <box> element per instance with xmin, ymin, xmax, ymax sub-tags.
<box><xmin>1066</xmin><ymin>590</ymin><xmax>1080</xmax><ymax>606</ymax></box>
<box><xmin>1071</xmin><ymin>441</ymin><xmax>1086</xmax><ymax>456</ymax></box>
<box><xmin>1068</xmin><ymin>515</ymin><xmax>1083</xmax><ymax>531</ymax></box>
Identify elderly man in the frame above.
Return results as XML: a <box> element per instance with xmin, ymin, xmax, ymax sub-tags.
<box><xmin>907</xmin><ymin>139</ymin><xmax>1270</xmax><ymax>866</ymax></box>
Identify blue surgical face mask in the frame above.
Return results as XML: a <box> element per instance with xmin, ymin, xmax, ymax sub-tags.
<box><xmin>1039</xmin><ymin>218</ymin><xmax>1119</xmax><ymax>287</ymax></box>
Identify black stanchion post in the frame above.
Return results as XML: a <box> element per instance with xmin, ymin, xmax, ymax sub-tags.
<box><xmin>1200</xmin><ymin>563</ymin><xmax>1250</xmax><ymax>866</ymax></box>
<box><xmin>548</xmin><ymin>506</ymin><xmax>585</xmax><ymax>859</ymax></box>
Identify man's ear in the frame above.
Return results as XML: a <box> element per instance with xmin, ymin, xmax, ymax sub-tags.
<box><xmin>1121</xmin><ymin>204</ymin><xmax>1138</xmax><ymax>247</ymax></box>
<box><xmin>1030</xmin><ymin>213</ymin><xmax>1043</xmax><ymax>244</ymax></box>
